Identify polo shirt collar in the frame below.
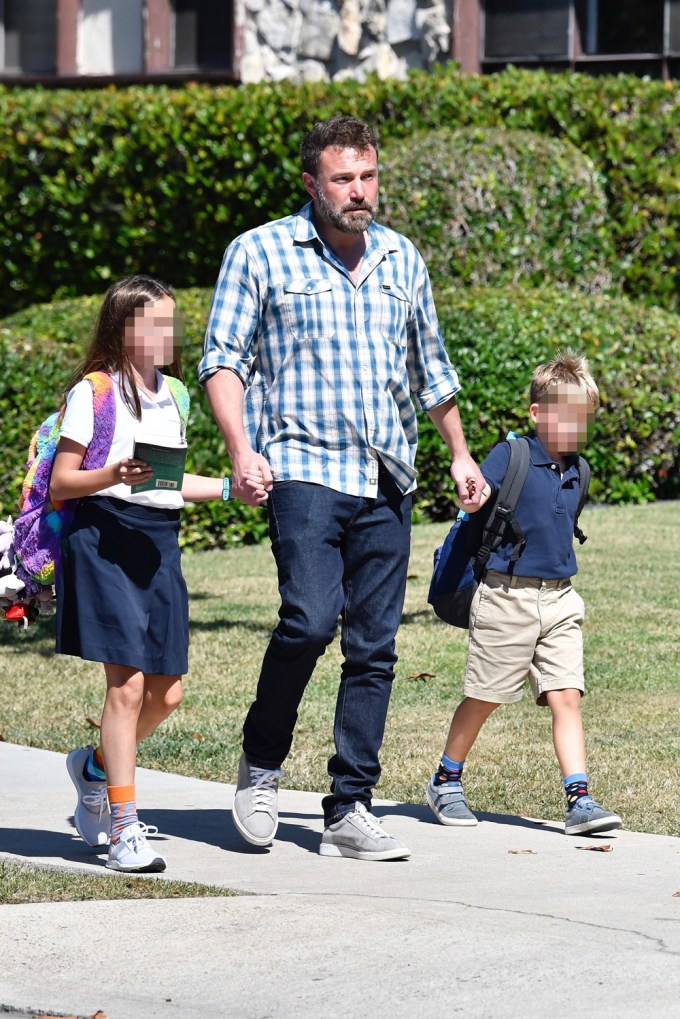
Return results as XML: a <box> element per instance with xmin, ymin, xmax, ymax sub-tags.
<box><xmin>526</xmin><ymin>430</ymin><xmax>580</xmax><ymax>478</ymax></box>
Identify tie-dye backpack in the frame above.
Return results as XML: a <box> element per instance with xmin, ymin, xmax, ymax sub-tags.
<box><xmin>13</xmin><ymin>371</ymin><xmax>189</xmax><ymax>601</ymax></box>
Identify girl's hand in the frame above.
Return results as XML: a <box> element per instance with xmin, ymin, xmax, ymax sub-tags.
<box><xmin>117</xmin><ymin>457</ymin><xmax>153</xmax><ymax>487</ymax></box>
<box><xmin>241</xmin><ymin>466</ymin><xmax>270</xmax><ymax>505</ymax></box>
<box><xmin>232</xmin><ymin>455</ymin><xmax>272</xmax><ymax>506</ymax></box>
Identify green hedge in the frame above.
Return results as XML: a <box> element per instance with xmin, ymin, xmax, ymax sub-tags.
<box><xmin>418</xmin><ymin>285</ymin><xmax>680</xmax><ymax>515</ymax></box>
<box><xmin>2</xmin><ymin>286</ymin><xmax>678</xmax><ymax>548</ymax></box>
<box><xmin>381</xmin><ymin>127</ymin><xmax>615</xmax><ymax>293</ymax></box>
<box><xmin>0</xmin><ymin>66</ymin><xmax>678</xmax><ymax>316</ymax></box>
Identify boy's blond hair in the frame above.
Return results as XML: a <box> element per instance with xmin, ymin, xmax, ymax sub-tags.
<box><xmin>530</xmin><ymin>349</ymin><xmax>599</xmax><ymax>408</ymax></box>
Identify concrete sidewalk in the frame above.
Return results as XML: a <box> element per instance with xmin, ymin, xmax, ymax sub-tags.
<box><xmin>1</xmin><ymin>740</ymin><xmax>679</xmax><ymax>1019</ymax></box>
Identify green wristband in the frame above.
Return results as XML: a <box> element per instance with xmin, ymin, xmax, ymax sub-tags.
<box><xmin>222</xmin><ymin>477</ymin><xmax>230</xmax><ymax>501</ymax></box>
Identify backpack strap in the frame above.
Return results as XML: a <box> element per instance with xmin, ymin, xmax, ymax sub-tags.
<box><xmin>573</xmin><ymin>455</ymin><xmax>590</xmax><ymax>545</ymax></box>
<box><xmin>81</xmin><ymin>372</ymin><xmax>116</xmax><ymax>471</ymax></box>
<box><xmin>472</xmin><ymin>437</ymin><xmax>531</xmax><ymax>578</ymax></box>
<box><xmin>163</xmin><ymin>375</ymin><xmax>190</xmax><ymax>440</ymax></box>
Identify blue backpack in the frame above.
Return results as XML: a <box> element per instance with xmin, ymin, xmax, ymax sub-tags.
<box><xmin>428</xmin><ymin>437</ymin><xmax>590</xmax><ymax>629</ymax></box>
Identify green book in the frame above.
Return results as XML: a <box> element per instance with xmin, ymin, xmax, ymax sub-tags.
<box><xmin>131</xmin><ymin>440</ymin><xmax>187</xmax><ymax>494</ymax></box>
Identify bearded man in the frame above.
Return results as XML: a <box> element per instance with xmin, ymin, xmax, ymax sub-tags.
<box><xmin>199</xmin><ymin>115</ymin><xmax>483</xmax><ymax>861</ymax></box>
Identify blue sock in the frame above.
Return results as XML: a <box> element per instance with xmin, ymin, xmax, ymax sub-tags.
<box><xmin>564</xmin><ymin>772</ymin><xmax>589</xmax><ymax>807</ymax></box>
<box><xmin>434</xmin><ymin>754</ymin><xmax>465</xmax><ymax>786</ymax></box>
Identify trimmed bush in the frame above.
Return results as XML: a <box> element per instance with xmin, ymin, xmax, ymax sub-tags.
<box><xmin>381</xmin><ymin>127</ymin><xmax>615</xmax><ymax>294</ymax></box>
<box><xmin>418</xmin><ymin>285</ymin><xmax>680</xmax><ymax>515</ymax></box>
<box><xmin>0</xmin><ymin>66</ymin><xmax>678</xmax><ymax>315</ymax></box>
<box><xmin>2</xmin><ymin>286</ymin><xmax>678</xmax><ymax>548</ymax></box>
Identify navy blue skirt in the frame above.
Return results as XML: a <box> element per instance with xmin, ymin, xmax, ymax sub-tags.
<box><xmin>56</xmin><ymin>496</ymin><xmax>189</xmax><ymax>675</ymax></box>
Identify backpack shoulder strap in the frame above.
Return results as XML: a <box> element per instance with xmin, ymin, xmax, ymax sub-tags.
<box><xmin>163</xmin><ymin>375</ymin><xmax>190</xmax><ymax>438</ymax></box>
<box><xmin>573</xmin><ymin>455</ymin><xmax>590</xmax><ymax>545</ymax></box>
<box><xmin>81</xmin><ymin>372</ymin><xmax>116</xmax><ymax>471</ymax></box>
<box><xmin>473</xmin><ymin>437</ymin><xmax>532</xmax><ymax>575</ymax></box>
<box><xmin>496</xmin><ymin>437</ymin><xmax>531</xmax><ymax>513</ymax></box>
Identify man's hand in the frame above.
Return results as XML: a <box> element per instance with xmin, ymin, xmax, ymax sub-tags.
<box><xmin>232</xmin><ymin>452</ymin><xmax>273</xmax><ymax>506</ymax></box>
<box><xmin>450</xmin><ymin>455</ymin><xmax>486</xmax><ymax>510</ymax></box>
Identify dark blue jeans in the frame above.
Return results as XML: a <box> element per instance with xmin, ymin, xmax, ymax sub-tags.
<box><xmin>242</xmin><ymin>468</ymin><xmax>412</xmax><ymax>824</ymax></box>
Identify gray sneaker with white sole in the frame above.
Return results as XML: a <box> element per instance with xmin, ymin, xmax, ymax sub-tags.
<box><xmin>426</xmin><ymin>778</ymin><xmax>478</xmax><ymax>826</ymax></box>
<box><xmin>564</xmin><ymin>796</ymin><xmax>622</xmax><ymax>835</ymax></box>
<box><xmin>319</xmin><ymin>802</ymin><xmax>410</xmax><ymax>861</ymax></box>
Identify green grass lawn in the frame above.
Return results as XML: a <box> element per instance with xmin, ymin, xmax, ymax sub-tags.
<box><xmin>0</xmin><ymin>860</ymin><xmax>236</xmax><ymax>904</ymax></box>
<box><xmin>2</xmin><ymin>503</ymin><xmax>679</xmax><ymax>839</ymax></box>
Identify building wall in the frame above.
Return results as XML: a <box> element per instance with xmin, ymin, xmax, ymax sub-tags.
<box><xmin>240</xmin><ymin>0</ymin><xmax>451</xmax><ymax>83</ymax></box>
<box><xmin>1</xmin><ymin>0</ymin><xmax>679</xmax><ymax>84</ymax></box>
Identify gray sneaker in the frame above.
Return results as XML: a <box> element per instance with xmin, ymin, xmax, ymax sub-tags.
<box><xmin>66</xmin><ymin>746</ymin><xmax>111</xmax><ymax>847</ymax></box>
<box><xmin>232</xmin><ymin>753</ymin><xmax>283</xmax><ymax>847</ymax></box>
<box><xmin>426</xmin><ymin>778</ymin><xmax>478</xmax><ymax>826</ymax></box>
<box><xmin>564</xmin><ymin>796</ymin><xmax>622</xmax><ymax>835</ymax></box>
<box><xmin>319</xmin><ymin>802</ymin><xmax>411</xmax><ymax>861</ymax></box>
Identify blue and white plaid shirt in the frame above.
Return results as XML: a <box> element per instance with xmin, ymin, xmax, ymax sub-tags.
<box><xmin>198</xmin><ymin>202</ymin><xmax>460</xmax><ymax>496</ymax></box>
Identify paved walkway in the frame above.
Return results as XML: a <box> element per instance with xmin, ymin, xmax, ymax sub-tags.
<box><xmin>1</xmin><ymin>741</ymin><xmax>679</xmax><ymax>1018</ymax></box>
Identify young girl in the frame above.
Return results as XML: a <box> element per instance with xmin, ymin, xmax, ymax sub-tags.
<box><xmin>51</xmin><ymin>275</ymin><xmax>267</xmax><ymax>873</ymax></box>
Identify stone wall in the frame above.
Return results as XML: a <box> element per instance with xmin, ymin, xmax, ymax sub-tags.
<box><xmin>240</xmin><ymin>0</ymin><xmax>451</xmax><ymax>83</ymax></box>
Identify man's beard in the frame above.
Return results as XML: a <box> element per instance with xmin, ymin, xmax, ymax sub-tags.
<box><xmin>315</xmin><ymin>184</ymin><xmax>379</xmax><ymax>234</ymax></box>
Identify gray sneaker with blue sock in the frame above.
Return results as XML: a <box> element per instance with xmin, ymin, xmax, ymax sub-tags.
<box><xmin>564</xmin><ymin>796</ymin><xmax>622</xmax><ymax>835</ymax></box>
<box><xmin>426</xmin><ymin>777</ymin><xmax>478</xmax><ymax>826</ymax></box>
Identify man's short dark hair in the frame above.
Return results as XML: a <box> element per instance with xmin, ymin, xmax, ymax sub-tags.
<box><xmin>300</xmin><ymin>115</ymin><xmax>379</xmax><ymax>176</ymax></box>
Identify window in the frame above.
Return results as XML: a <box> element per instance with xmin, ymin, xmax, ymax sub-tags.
<box><xmin>77</xmin><ymin>0</ymin><xmax>143</xmax><ymax>75</ymax></box>
<box><xmin>484</xmin><ymin>0</ymin><xmax>571</xmax><ymax>61</ymax></box>
<box><xmin>1</xmin><ymin>0</ymin><xmax>56</xmax><ymax>73</ymax></box>
<box><xmin>671</xmin><ymin>0</ymin><xmax>680</xmax><ymax>53</ymax></box>
<box><xmin>173</xmin><ymin>0</ymin><xmax>232</xmax><ymax>69</ymax></box>
<box><xmin>583</xmin><ymin>0</ymin><xmax>665</xmax><ymax>55</ymax></box>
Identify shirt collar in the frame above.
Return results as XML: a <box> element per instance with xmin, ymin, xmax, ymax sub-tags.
<box><xmin>527</xmin><ymin>430</ymin><xmax>580</xmax><ymax>476</ymax></box>
<box><xmin>293</xmin><ymin>201</ymin><xmax>398</xmax><ymax>257</ymax></box>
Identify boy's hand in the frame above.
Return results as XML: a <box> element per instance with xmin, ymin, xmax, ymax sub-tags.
<box><xmin>454</xmin><ymin>480</ymin><xmax>491</xmax><ymax>511</ymax></box>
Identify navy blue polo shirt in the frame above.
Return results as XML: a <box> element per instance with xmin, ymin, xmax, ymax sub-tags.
<box><xmin>480</xmin><ymin>432</ymin><xmax>584</xmax><ymax>580</ymax></box>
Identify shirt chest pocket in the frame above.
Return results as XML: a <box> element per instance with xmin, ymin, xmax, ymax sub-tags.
<box><xmin>378</xmin><ymin>282</ymin><xmax>412</xmax><ymax>337</ymax></box>
<box><xmin>283</xmin><ymin>277</ymin><xmax>334</xmax><ymax>338</ymax></box>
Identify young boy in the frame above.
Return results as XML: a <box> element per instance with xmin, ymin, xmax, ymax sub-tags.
<box><xmin>427</xmin><ymin>350</ymin><xmax>622</xmax><ymax>836</ymax></box>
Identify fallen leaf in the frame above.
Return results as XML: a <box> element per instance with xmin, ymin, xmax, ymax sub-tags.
<box><xmin>408</xmin><ymin>672</ymin><xmax>435</xmax><ymax>679</ymax></box>
<box><xmin>508</xmin><ymin>849</ymin><xmax>536</xmax><ymax>854</ymax></box>
<box><xmin>407</xmin><ymin>573</ymin><xmax>419</xmax><ymax>579</ymax></box>
<box><xmin>85</xmin><ymin>715</ymin><xmax>101</xmax><ymax>729</ymax></box>
<box><xmin>575</xmin><ymin>844</ymin><xmax>613</xmax><ymax>852</ymax></box>
<box><xmin>192</xmin><ymin>732</ymin><xmax>204</xmax><ymax>741</ymax></box>
<box><xmin>38</xmin><ymin>1014</ymin><xmax>108</xmax><ymax>1019</ymax></box>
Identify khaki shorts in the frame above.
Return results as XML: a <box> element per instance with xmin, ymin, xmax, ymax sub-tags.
<box><xmin>464</xmin><ymin>570</ymin><xmax>585</xmax><ymax>706</ymax></box>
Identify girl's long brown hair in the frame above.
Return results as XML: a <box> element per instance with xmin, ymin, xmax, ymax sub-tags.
<box><xmin>68</xmin><ymin>274</ymin><xmax>184</xmax><ymax>420</ymax></box>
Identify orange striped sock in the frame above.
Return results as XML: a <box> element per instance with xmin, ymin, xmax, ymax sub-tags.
<box><xmin>107</xmin><ymin>784</ymin><xmax>138</xmax><ymax>844</ymax></box>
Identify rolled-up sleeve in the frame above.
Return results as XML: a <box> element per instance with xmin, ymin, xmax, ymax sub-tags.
<box><xmin>406</xmin><ymin>258</ymin><xmax>461</xmax><ymax>412</ymax></box>
<box><xmin>198</xmin><ymin>239</ymin><xmax>262</xmax><ymax>386</ymax></box>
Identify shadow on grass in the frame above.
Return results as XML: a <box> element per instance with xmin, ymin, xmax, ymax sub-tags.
<box><xmin>188</xmin><ymin>618</ymin><xmax>274</xmax><ymax>634</ymax></box>
<box><xmin>1</xmin><ymin>620</ymin><xmax>56</xmax><ymax>657</ymax></box>
<box><xmin>400</xmin><ymin>609</ymin><xmax>436</xmax><ymax>625</ymax></box>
